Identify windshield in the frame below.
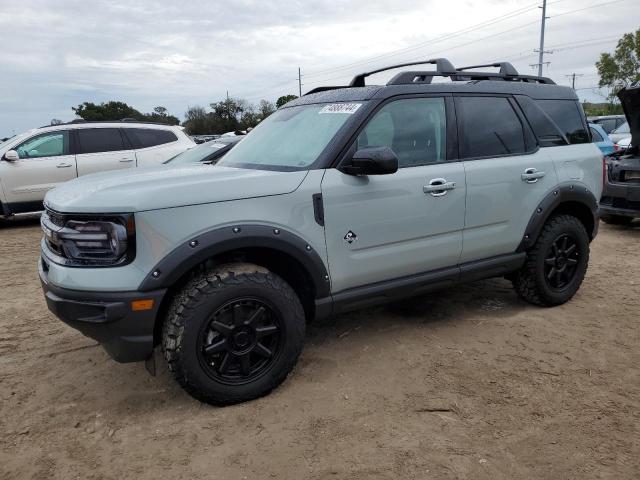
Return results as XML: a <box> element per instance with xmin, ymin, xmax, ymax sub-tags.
<box><xmin>218</xmin><ymin>103</ymin><xmax>361</xmax><ymax>170</ymax></box>
<box><xmin>613</xmin><ymin>122</ymin><xmax>629</xmax><ymax>134</ymax></box>
<box><xmin>165</xmin><ymin>141</ymin><xmax>232</xmax><ymax>165</ymax></box>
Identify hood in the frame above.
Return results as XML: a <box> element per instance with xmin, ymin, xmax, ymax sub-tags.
<box><xmin>44</xmin><ymin>165</ymin><xmax>308</xmax><ymax>213</ymax></box>
<box><xmin>617</xmin><ymin>83</ymin><xmax>640</xmax><ymax>148</ymax></box>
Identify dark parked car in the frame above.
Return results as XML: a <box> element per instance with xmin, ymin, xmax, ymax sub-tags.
<box><xmin>165</xmin><ymin>135</ymin><xmax>243</xmax><ymax>165</ymax></box>
<box><xmin>601</xmin><ymin>83</ymin><xmax>640</xmax><ymax>225</ymax></box>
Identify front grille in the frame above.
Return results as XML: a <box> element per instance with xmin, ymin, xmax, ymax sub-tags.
<box><xmin>46</xmin><ymin>209</ymin><xmax>66</xmax><ymax>228</ymax></box>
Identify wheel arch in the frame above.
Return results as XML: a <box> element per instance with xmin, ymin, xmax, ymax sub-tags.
<box><xmin>140</xmin><ymin>225</ymin><xmax>331</xmax><ymax>343</ymax></box>
<box><xmin>516</xmin><ymin>183</ymin><xmax>599</xmax><ymax>253</ymax></box>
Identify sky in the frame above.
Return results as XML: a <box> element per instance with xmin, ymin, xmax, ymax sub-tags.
<box><xmin>0</xmin><ymin>0</ymin><xmax>637</xmax><ymax>136</ymax></box>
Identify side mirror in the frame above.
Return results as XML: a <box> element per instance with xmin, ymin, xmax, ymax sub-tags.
<box><xmin>3</xmin><ymin>150</ymin><xmax>19</xmax><ymax>162</ymax></box>
<box><xmin>340</xmin><ymin>146</ymin><xmax>399</xmax><ymax>176</ymax></box>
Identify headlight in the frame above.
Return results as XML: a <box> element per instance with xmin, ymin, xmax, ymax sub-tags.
<box><xmin>42</xmin><ymin>210</ymin><xmax>135</xmax><ymax>267</ymax></box>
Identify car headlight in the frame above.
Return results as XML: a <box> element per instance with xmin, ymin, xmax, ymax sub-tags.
<box><xmin>41</xmin><ymin>210</ymin><xmax>135</xmax><ymax>267</ymax></box>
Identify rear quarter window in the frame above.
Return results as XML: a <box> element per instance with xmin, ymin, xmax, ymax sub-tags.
<box><xmin>124</xmin><ymin>128</ymin><xmax>178</xmax><ymax>149</ymax></box>
<box><xmin>536</xmin><ymin>100</ymin><xmax>589</xmax><ymax>144</ymax></box>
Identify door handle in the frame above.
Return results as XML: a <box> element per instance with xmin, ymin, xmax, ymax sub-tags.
<box><xmin>119</xmin><ymin>158</ymin><xmax>134</xmax><ymax>163</ymax></box>
<box><xmin>423</xmin><ymin>178</ymin><xmax>456</xmax><ymax>197</ymax></box>
<box><xmin>56</xmin><ymin>163</ymin><xmax>72</xmax><ymax>168</ymax></box>
<box><xmin>521</xmin><ymin>168</ymin><xmax>545</xmax><ymax>183</ymax></box>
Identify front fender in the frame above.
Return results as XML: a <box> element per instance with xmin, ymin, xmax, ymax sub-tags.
<box><xmin>137</xmin><ymin>224</ymin><xmax>331</xmax><ymax>298</ymax></box>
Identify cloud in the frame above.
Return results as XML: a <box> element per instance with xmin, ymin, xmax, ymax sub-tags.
<box><xmin>0</xmin><ymin>0</ymin><xmax>637</xmax><ymax>134</ymax></box>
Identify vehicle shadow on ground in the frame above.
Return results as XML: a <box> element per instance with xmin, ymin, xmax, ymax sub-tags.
<box><xmin>0</xmin><ymin>214</ymin><xmax>41</xmax><ymax>229</ymax></box>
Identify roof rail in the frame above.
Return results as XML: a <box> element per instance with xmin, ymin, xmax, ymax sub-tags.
<box><xmin>457</xmin><ymin>62</ymin><xmax>519</xmax><ymax>76</ymax></box>
<box><xmin>39</xmin><ymin>119</ymin><xmax>178</xmax><ymax>129</ymax></box>
<box><xmin>349</xmin><ymin>58</ymin><xmax>456</xmax><ymax>87</ymax></box>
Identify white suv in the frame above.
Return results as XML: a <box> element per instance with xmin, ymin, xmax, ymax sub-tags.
<box><xmin>0</xmin><ymin>121</ymin><xmax>194</xmax><ymax>217</ymax></box>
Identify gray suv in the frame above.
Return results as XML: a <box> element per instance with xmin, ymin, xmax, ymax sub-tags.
<box><xmin>39</xmin><ymin>59</ymin><xmax>603</xmax><ymax>405</ymax></box>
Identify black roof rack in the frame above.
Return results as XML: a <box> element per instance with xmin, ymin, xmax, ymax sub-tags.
<box><xmin>457</xmin><ymin>62</ymin><xmax>519</xmax><ymax>76</ymax></box>
<box><xmin>304</xmin><ymin>57</ymin><xmax>555</xmax><ymax>96</ymax></box>
<box><xmin>349</xmin><ymin>58</ymin><xmax>456</xmax><ymax>87</ymax></box>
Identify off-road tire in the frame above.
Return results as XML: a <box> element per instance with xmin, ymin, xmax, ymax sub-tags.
<box><xmin>162</xmin><ymin>263</ymin><xmax>305</xmax><ymax>405</ymax></box>
<box><xmin>600</xmin><ymin>214</ymin><xmax>634</xmax><ymax>225</ymax></box>
<box><xmin>512</xmin><ymin>214</ymin><xmax>589</xmax><ymax>307</ymax></box>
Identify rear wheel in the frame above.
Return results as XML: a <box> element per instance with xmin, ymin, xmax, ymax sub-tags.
<box><xmin>600</xmin><ymin>214</ymin><xmax>634</xmax><ymax>225</ymax></box>
<box><xmin>162</xmin><ymin>263</ymin><xmax>305</xmax><ymax>405</ymax></box>
<box><xmin>512</xmin><ymin>214</ymin><xmax>589</xmax><ymax>306</ymax></box>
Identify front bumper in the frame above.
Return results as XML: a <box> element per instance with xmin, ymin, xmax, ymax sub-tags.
<box><xmin>39</xmin><ymin>258</ymin><xmax>166</xmax><ymax>363</ymax></box>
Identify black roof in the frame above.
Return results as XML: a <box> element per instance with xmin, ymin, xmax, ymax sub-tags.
<box><xmin>288</xmin><ymin>58</ymin><xmax>577</xmax><ymax>107</ymax></box>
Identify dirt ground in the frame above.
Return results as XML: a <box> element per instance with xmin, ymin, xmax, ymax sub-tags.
<box><xmin>0</xmin><ymin>216</ymin><xmax>638</xmax><ymax>480</ymax></box>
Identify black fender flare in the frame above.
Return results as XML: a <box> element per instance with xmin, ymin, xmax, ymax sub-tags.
<box><xmin>516</xmin><ymin>182</ymin><xmax>599</xmax><ymax>253</ymax></box>
<box><xmin>137</xmin><ymin>224</ymin><xmax>331</xmax><ymax>298</ymax></box>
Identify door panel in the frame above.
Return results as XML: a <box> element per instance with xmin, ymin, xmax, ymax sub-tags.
<box><xmin>322</xmin><ymin>164</ymin><xmax>466</xmax><ymax>293</ymax></box>
<box><xmin>76</xmin><ymin>150</ymin><xmax>136</xmax><ymax>176</ymax></box>
<box><xmin>1</xmin><ymin>130</ymin><xmax>76</xmax><ymax>207</ymax></box>
<box><xmin>461</xmin><ymin>150</ymin><xmax>558</xmax><ymax>262</ymax></box>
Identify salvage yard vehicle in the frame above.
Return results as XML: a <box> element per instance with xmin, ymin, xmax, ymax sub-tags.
<box><xmin>601</xmin><ymin>82</ymin><xmax>640</xmax><ymax>225</ymax></box>
<box><xmin>164</xmin><ymin>135</ymin><xmax>243</xmax><ymax>165</ymax></box>
<box><xmin>589</xmin><ymin>122</ymin><xmax>615</xmax><ymax>156</ymax></box>
<box><xmin>0</xmin><ymin>121</ymin><xmax>194</xmax><ymax>217</ymax></box>
<box><xmin>39</xmin><ymin>58</ymin><xmax>602</xmax><ymax>405</ymax></box>
<box><xmin>588</xmin><ymin>114</ymin><xmax>626</xmax><ymax>135</ymax></box>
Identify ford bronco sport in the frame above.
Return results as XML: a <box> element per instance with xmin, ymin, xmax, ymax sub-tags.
<box><xmin>39</xmin><ymin>59</ymin><xmax>603</xmax><ymax>405</ymax></box>
<box><xmin>601</xmin><ymin>82</ymin><xmax>640</xmax><ymax>225</ymax></box>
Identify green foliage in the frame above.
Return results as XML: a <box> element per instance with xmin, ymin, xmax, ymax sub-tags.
<box><xmin>596</xmin><ymin>28</ymin><xmax>640</xmax><ymax>99</ymax></box>
<box><xmin>276</xmin><ymin>94</ymin><xmax>298</xmax><ymax>108</ymax></box>
<box><xmin>582</xmin><ymin>102</ymin><xmax>624</xmax><ymax>117</ymax></box>
<box><xmin>182</xmin><ymin>98</ymin><xmax>277</xmax><ymax>135</ymax></box>
<box><xmin>71</xmin><ymin>101</ymin><xmax>179</xmax><ymax>125</ymax></box>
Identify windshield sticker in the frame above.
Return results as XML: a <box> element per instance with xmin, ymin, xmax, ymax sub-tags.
<box><xmin>319</xmin><ymin>103</ymin><xmax>362</xmax><ymax>115</ymax></box>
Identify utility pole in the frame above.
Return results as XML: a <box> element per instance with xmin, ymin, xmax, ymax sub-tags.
<box><xmin>565</xmin><ymin>73</ymin><xmax>584</xmax><ymax>89</ymax></box>
<box><xmin>298</xmin><ymin>67</ymin><xmax>302</xmax><ymax>97</ymax></box>
<box><xmin>532</xmin><ymin>0</ymin><xmax>551</xmax><ymax>76</ymax></box>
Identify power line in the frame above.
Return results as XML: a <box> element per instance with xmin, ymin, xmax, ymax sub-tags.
<box><xmin>303</xmin><ymin>1</ymin><xmax>546</xmax><ymax>78</ymax></box>
<box><xmin>247</xmin><ymin>0</ymin><xmax>630</xmax><ymax>100</ymax></box>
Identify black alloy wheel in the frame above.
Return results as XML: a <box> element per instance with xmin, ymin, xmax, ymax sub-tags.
<box><xmin>543</xmin><ymin>234</ymin><xmax>580</xmax><ymax>290</ymax></box>
<box><xmin>198</xmin><ymin>298</ymin><xmax>282</xmax><ymax>384</ymax></box>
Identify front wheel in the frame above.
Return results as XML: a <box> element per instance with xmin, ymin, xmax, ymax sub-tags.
<box><xmin>512</xmin><ymin>214</ymin><xmax>590</xmax><ymax>306</ymax></box>
<box><xmin>162</xmin><ymin>263</ymin><xmax>305</xmax><ymax>405</ymax></box>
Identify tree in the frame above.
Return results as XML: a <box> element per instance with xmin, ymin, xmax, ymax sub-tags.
<box><xmin>276</xmin><ymin>94</ymin><xmax>298</xmax><ymax>108</ymax></box>
<box><xmin>258</xmin><ymin>100</ymin><xmax>276</xmax><ymax>120</ymax></box>
<box><xmin>72</xmin><ymin>101</ymin><xmax>143</xmax><ymax>121</ymax></box>
<box><xmin>183</xmin><ymin>106</ymin><xmax>211</xmax><ymax>135</ymax></box>
<box><xmin>596</xmin><ymin>28</ymin><xmax>640</xmax><ymax>99</ymax></box>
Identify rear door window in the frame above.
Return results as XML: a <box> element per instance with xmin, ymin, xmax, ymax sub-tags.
<box><xmin>456</xmin><ymin>96</ymin><xmax>526</xmax><ymax>159</ymax></box>
<box><xmin>536</xmin><ymin>100</ymin><xmax>589</xmax><ymax>144</ymax></box>
<box><xmin>77</xmin><ymin>128</ymin><xmax>126</xmax><ymax>154</ymax></box>
<box><xmin>124</xmin><ymin>128</ymin><xmax>178</xmax><ymax>149</ymax></box>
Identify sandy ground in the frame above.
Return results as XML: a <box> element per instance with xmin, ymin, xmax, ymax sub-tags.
<box><xmin>0</xmin><ymin>216</ymin><xmax>638</xmax><ymax>479</ymax></box>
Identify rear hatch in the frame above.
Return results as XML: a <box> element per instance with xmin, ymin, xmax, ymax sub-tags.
<box><xmin>610</xmin><ymin>84</ymin><xmax>640</xmax><ymax>183</ymax></box>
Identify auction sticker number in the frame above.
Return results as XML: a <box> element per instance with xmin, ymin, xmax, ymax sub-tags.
<box><xmin>319</xmin><ymin>103</ymin><xmax>362</xmax><ymax>114</ymax></box>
